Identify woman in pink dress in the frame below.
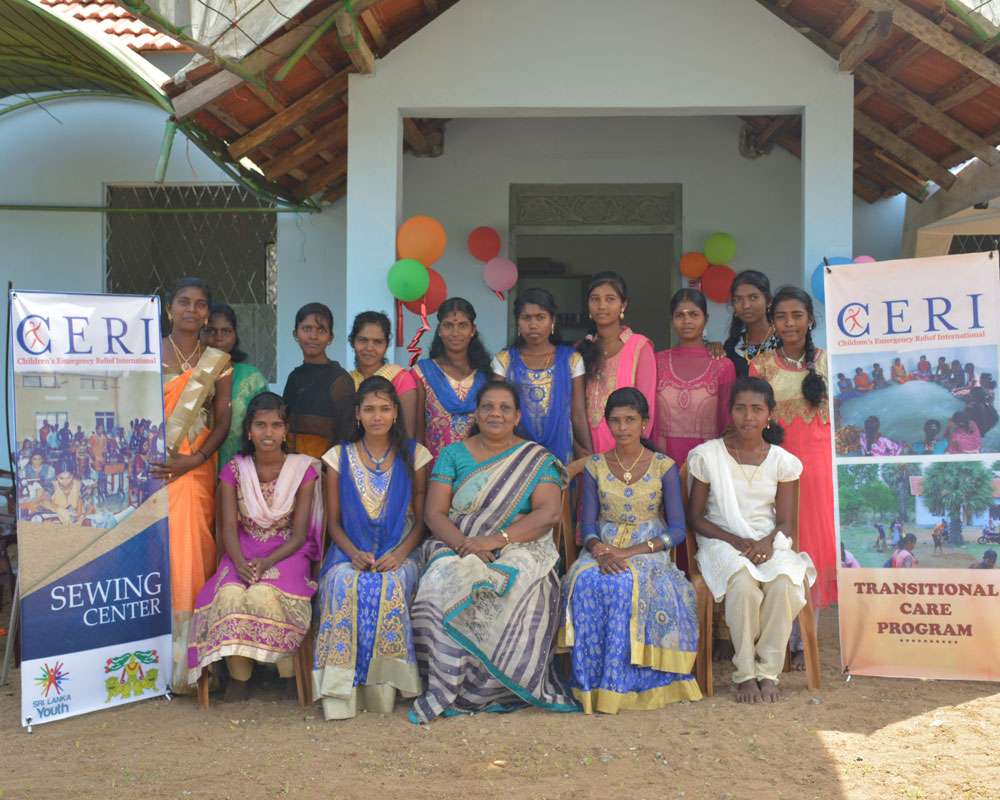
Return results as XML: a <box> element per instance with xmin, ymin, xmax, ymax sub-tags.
<box><xmin>347</xmin><ymin>311</ymin><xmax>418</xmax><ymax>438</ymax></box>
<box><xmin>750</xmin><ymin>286</ymin><xmax>835</xmax><ymax>669</ymax></box>
<box><xmin>577</xmin><ymin>272</ymin><xmax>656</xmax><ymax>454</ymax></box>
<box><xmin>652</xmin><ymin>288</ymin><xmax>735</xmax><ymax>466</ymax></box>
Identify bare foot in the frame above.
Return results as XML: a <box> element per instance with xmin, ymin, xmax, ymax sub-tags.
<box><xmin>790</xmin><ymin>650</ymin><xmax>806</xmax><ymax>671</ymax></box>
<box><xmin>713</xmin><ymin>639</ymin><xmax>735</xmax><ymax>662</ymax></box>
<box><xmin>735</xmin><ymin>679</ymin><xmax>762</xmax><ymax>704</ymax></box>
<box><xmin>223</xmin><ymin>678</ymin><xmax>250</xmax><ymax>703</ymax></box>
<box><xmin>758</xmin><ymin>678</ymin><xmax>781</xmax><ymax>703</ymax></box>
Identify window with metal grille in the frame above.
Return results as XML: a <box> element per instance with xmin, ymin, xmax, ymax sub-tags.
<box><xmin>105</xmin><ymin>185</ymin><xmax>278</xmax><ymax>381</ymax></box>
<box><xmin>948</xmin><ymin>234</ymin><xmax>1000</xmax><ymax>255</ymax></box>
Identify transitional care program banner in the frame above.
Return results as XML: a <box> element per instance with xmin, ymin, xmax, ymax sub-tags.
<box><xmin>826</xmin><ymin>252</ymin><xmax>1000</xmax><ymax>681</ymax></box>
<box><xmin>11</xmin><ymin>291</ymin><xmax>171</xmax><ymax>725</ymax></box>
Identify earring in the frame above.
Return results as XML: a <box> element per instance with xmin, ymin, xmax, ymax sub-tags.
<box><xmin>619</xmin><ymin>310</ymin><xmax>625</xmax><ymax>320</ymax></box>
<box><xmin>550</xmin><ymin>326</ymin><xmax>555</xmax><ymax>336</ymax></box>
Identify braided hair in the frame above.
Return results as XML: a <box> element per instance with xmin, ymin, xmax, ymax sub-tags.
<box><xmin>577</xmin><ymin>271</ymin><xmax>628</xmax><ymax>381</ymax></box>
<box><xmin>769</xmin><ymin>286</ymin><xmax>827</xmax><ymax>409</ymax></box>
<box><xmin>723</xmin><ymin>270</ymin><xmax>771</xmax><ymax>354</ymax></box>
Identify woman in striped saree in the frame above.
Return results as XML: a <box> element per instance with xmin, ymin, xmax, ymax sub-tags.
<box><xmin>410</xmin><ymin>380</ymin><xmax>577</xmax><ymax>723</ymax></box>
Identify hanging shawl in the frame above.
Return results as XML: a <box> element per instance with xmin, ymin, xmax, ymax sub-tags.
<box><xmin>320</xmin><ymin>440</ymin><xmax>416</xmax><ymax>576</ymax></box>
<box><xmin>416</xmin><ymin>358</ymin><xmax>487</xmax><ymax>416</ymax></box>
<box><xmin>506</xmin><ymin>345</ymin><xmax>573</xmax><ymax>464</ymax></box>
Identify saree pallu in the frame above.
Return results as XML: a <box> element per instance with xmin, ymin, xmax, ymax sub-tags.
<box><xmin>218</xmin><ymin>362</ymin><xmax>269</xmax><ymax>470</ymax></box>
<box><xmin>410</xmin><ymin>443</ymin><xmax>577</xmax><ymax>723</ymax></box>
<box><xmin>312</xmin><ymin>442</ymin><xmax>422</xmax><ymax>719</ymax></box>
<box><xmin>163</xmin><ymin>347</ymin><xmax>230</xmax><ymax>693</ymax></box>
<box><xmin>559</xmin><ymin>519</ymin><xmax>701</xmax><ymax>713</ymax></box>
<box><xmin>186</xmin><ymin>454</ymin><xmax>323</xmax><ymax>684</ymax></box>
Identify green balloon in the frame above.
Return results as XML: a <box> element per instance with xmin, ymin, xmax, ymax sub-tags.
<box><xmin>703</xmin><ymin>232</ymin><xmax>736</xmax><ymax>265</ymax></box>
<box><xmin>387</xmin><ymin>258</ymin><xmax>430</xmax><ymax>302</ymax></box>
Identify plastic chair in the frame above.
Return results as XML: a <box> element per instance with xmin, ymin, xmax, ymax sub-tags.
<box><xmin>680</xmin><ymin>462</ymin><xmax>820</xmax><ymax>696</ymax></box>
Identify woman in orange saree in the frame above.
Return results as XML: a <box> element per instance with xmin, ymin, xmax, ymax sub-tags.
<box><xmin>152</xmin><ymin>278</ymin><xmax>233</xmax><ymax>693</ymax></box>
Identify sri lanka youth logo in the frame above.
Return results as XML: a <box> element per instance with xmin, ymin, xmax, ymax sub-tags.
<box><xmin>35</xmin><ymin>661</ymin><xmax>69</xmax><ymax>697</ymax></box>
<box><xmin>31</xmin><ymin>661</ymin><xmax>71</xmax><ymax>720</ymax></box>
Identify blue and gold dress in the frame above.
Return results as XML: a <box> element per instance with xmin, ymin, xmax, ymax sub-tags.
<box><xmin>559</xmin><ymin>452</ymin><xmax>701</xmax><ymax>713</ymax></box>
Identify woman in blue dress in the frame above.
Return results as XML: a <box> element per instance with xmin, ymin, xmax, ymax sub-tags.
<box><xmin>559</xmin><ymin>387</ymin><xmax>701</xmax><ymax>713</ymax></box>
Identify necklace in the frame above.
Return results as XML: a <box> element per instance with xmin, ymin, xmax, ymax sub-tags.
<box><xmin>726</xmin><ymin>440</ymin><xmax>768</xmax><ymax>485</ymax></box>
<box><xmin>168</xmin><ymin>335</ymin><xmax>202</xmax><ymax>371</ymax></box>
<box><xmin>779</xmin><ymin>346</ymin><xmax>806</xmax><ymax>369</ymax></box>
<box><xmin>360</xmin><ymin>439</ymin><xmax>391</xmax><ymax>473</ymax></box>
<box><xmin>522</xmin><ymin>348</ymin><xmax>555</xmax><ymax>371</ymax></box>
<box><xmin>612</xmin><ymin>447</ymin><xmax>645</xmax><ymax>483</ymax></box>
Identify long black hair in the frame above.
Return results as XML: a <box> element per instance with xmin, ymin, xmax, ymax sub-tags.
<box><xmin>603</xmin><ymin>387</ymin><xmax>659</xmax><ymax>453</ymax></box>
<box><xmin>348</xmin><ymin>311</ymin><xmax>392</xmax><ymax>366</ymax></box>
<box><xmin>723</xmin><ymin>270</ymin><xmax>771</xmax><ymax>353</ymax></box>
<box><xmin>165</xmin><ymin>277</ymin><xmax>212</xmax><ymax>333</ymax></box>
<box><xmin>768</xmin><ymin>286</ymin><xmax>827</xmax><ymax>409</ymax></box>
<box><xmin>428</xmin><ymin>297</ymin><xmax>492</xmax><ymax>375</ymax></box>
<box><xmin>350</xmin><ymin>375</ymin><xmax>414</xmax><ymax>481</ymax></box>
<box><xmin>729</xmin><ymin>376</ymin><xmax>785</xmax><ymax>445</ymax></box>
<box><xmin>577</xmin><ymin>271</ymin><xmax>628</xmax><ymax>381</ymax></box>
<box><xmin>512</xmin><ymin>287</ymin><xmax>562</xmax><ymax>347</ymax></box>
<box><xmin>209</xmin><ymin>303</ymin><xmax>247</xmax><ymax>363</ymax></box>
<box><xmin>240</xmin><ymin>392</ymin><xmax>289</xmax><ymax>455</ymax></box>
<box><xmin>467</xmin><ymin>378</ymin><xmax>521</xmax><ymax>437</ymax></box>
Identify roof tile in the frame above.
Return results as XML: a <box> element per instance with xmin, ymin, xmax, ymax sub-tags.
<box><xmin>40</xmin><ymin>0</ymin><xmax>187</xmax><ymax>51</ymax></box>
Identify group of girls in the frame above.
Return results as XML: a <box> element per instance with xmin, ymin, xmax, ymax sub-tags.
<box><xmin>153</xmin><ymin>265</ymin><xmax>835</xmax><ymax>718</ymax></box>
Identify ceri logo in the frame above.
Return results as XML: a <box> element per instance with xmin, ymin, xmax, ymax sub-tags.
<box><xmin>19</xmin><ymin>315</ymin><xmax>50</xmax><ymax>354</ymax></box>
<box><xmin>836</xmin><ymin>293</ymin><xmax>985</xmax><ymax>340</ymax></box>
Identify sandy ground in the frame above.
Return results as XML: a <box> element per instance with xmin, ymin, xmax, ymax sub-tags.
<box><xmin>841</xmin><ymin>523</ymin><xmax>997</xmax><ymax>569</ymax></box>
<box><xmin>1</xmin><ymin>608</ymin><xmax>998</xmax><ymax>800</ymax></box>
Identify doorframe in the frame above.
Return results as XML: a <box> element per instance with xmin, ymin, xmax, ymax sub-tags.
<box><xmin>508</xmin><ymin>183</ymin><xmax>683</xmax><ymax>340</ymax></box>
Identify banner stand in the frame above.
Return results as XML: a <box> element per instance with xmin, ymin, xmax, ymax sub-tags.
<box><xmin>0</xmin><ymin>575</ymin><xmax>18</xmax><ymax>688</ymax></box>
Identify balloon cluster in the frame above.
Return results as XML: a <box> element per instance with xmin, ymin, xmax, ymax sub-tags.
<box><xmin>679</xmin><ymin>232</ymin><xmax>737</xmax><ymax>303</ymax></box>
<box><xmin>811</xmin><ymin>255</ymin><xmax>875</xmax><ymax>303</ymax></box>
<box><xmin>389</xmin><ymin>216</ymin><xmax>451</xmax><ymax>365</ymax></box>
<box><xmin>468</xmin><ymin>226</ymin><xmax>516</xmax><ymax>300</ymax></box>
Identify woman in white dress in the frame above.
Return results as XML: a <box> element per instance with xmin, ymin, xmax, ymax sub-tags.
<box><xmin>685</xmin><ymin>376</ymin><xmax>815</xmax><ymax>704</ymax></box>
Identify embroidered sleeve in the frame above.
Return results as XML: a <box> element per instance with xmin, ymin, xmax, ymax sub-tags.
<box><xmin>430</xmin><ymin>444</ymin><xmax>458</xmax><ymax>485</ymax></box>
<box><xmin>321</xmin><ymin>445</ymin><xmax>342</xmax><ymax>473</ymax></box>
<box><xmin>413</xmin><ymin>443</ymin><xmax>434</xmax><ymax>471</ymax></box>
<box><xmin>569</xmin><ymin>351</ymin><xmax>585</xmax><ymax>379</ymax></box>
<box><xmin>536</xmin><ymin>456</ymin><xmax>563</xmax><ymax>486</ymax></box>
<box><xmin>492</xmin><ymin>351</ymin><xmax>510</xmax><ymax>376</ymax></box>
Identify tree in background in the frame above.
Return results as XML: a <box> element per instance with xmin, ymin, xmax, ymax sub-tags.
<box><xmin>921</xmin><ymin>461</ymin><xmax>995</xmax><ymax>545</ymax></box>
<box><xmin>881</xmin><ymin>463</ymin><xmax>921</xmax><ymax>522</ymax></box>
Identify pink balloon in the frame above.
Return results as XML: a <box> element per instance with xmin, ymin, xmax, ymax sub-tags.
<box><xmin>853</xmin><ymin>255</ymin><xmax>876</xmax><ymax>263</ymax></box>
<box><xmin>484</xmin><ymin>257</ymin><xmax>518</xmax><ymax>292</ymax></box>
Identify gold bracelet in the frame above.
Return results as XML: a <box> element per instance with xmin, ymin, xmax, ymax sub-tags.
<box><xmin>499</xmin><ymin>529</ymin><xmax>511</xmax><ymax>546</ymax></box>
<box><xmin>646</xmin><ymin>539</ymin><xmax>656</xmax><ymax>552</ymax></box>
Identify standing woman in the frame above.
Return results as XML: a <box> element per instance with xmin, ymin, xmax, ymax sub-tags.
<box><xmin>413</xmin><ymin>298</ymin><xmax>491</xmax><ymax>460</ymax></box>
<box><xmin>652</xmin><ymin>288</ymin><xmax>735</xmax><ymax>465</ymax></box>
<box><xmin>313</xmin><ymin>376</ymin><xmax>431</xmax><ymax>720</ymax></box>
<box><xmin>578</xmin><ymin>272</ymin><xmax>656</xmax><ymax>454</ymax></box>
<box><xmin>205</xmin><ymin>303</ymin><xmax>268</xmax><ymax>470</ymax></box>
<box><xmin>749</xmin><ymin>286</ymin><xmax>836</xmax><ymax>664</ymax></box>
<box><xmin>151</xmin><ymin>277</ymin><xmax>233</xmax><ymax>692</ymax></box>
<box><xmin>722</xmin><ymin>270</ymin><xmax>779</xmax><ymax>378</ymax></box>
<box><xmin>492</xmin><ymin>288</ymin><xmax>591</xmax><ymax>464</ymax></box>
<box><xmin>347</xmin><ymin>311</ymin><xmax>418</xmax><ymax>438</ymax></box>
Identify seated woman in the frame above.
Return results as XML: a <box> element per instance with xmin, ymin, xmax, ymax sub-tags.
<box><xmin>835</xmin><ymin>373</ymin><xmax>858</xmax><ymax>401</ymax></box>
<box><xmin>410</xmin><ymin>380</ymin><xmax>576</xmax><ymax>723</ymax></box>
<box><xmin>890</xmin><ymin>358</ymin><xmax>910</xmax><ymax>384</ymax></box>
<box><xmin>933</xmin><ymin>356</ymin><xmax>950</xmax><ymax>383</ymax></box>
<box><xmin>186</xmin><ymin>392</ymin><xmax>324</xmax><ymax>700</ymax></box>
<box><xmin>871</xmin><ymin>363</ymin><xmax>887</xmax><ymax>390</ymax></box>
<box><xmin>912</xmin><ymin>356</ymin><xmax>933</xmax><ymax>381</ymax></box>
<box><xmin>946</xmin><ymin>411</ymin><xmax>982</xmax><ymax>454</ymax></box>
<box><xmin>686</xmin><ymin>377</ymin><xmax>816</xmax><ymax>704</ymax></box>
<box><xmin>313</xmin><ymin>377</ymin><xmax>431</xmax><ymax>720</ymax></box>
<box><xmin>947</xmin><ymin>359</ymin><xmax>967</xmax><ymax>391</ymax></box>
<box><xmin>859</xmin><ymin>416</ymin><xmax>903</xmax><ymax>457</ymax></box>
<box><xmin>43</xmin><ymin>459</ymin><xmax>85</xmax><ymax>525</ymax></box>
<box><xmin>853</xmin><ymin>367</ymin><xmax>873</xmax><ymax>392</ymax></box>
<box><xmin>910</xmin><ymin>419</ymin><xmax>947</xmax><ymax>455</ymax></box>
<box><xmin>559</xmin><ymin>388</ymin><xmax>700</xmax><ymax>713</ymax></box>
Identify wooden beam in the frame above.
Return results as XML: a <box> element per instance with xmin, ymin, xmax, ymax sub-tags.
<box><xmin>858</xmin><ymin>0</ymin><xmax>1000</xmax><ymax>87</ymax></box>
<box><xmin>229</xmin><ymin>71</ymin><xmax>350</xmax><ymax>160</ymax></box>
<box><xmin>403</xmin><ymin>118</ymin><xmax>432</xmax><ymax>156</ymax></box>
<box><xmin>300</xmin><ymin>153</ymin><xmax>348</xmax><ymax>197</ymax></box>
<box><xmin>854</xmin><ymin>174</ymin><xmax>886</xmax><ymax>204</ymax></box>
<box><xmin>170</xmin><ymin>0</ymin><xmax>378</xmax><ymax>120</ymax></box>
<box><xmin>854</xmin><ymin>63</ymin><xmax>1000</xmax><ymax>164</ymax></box>
<box><xmin>855</xmin><ymin>148</ymin><xmax>929</xmax><ymax>200</ymax></box>
<box><xmin>839</xmin><ymin>11</ymin><xmax>893</xmax><ymax>71</ymax></box>
<box><xmin>855</xmin><ymin>110</ymin><xmax>957</xmax><ymax>188</ymax></box>
<box><xmin>321</xmin><ymin>180</ymin><xmax>347</xmax><ymax>205</ymax></box>
<box><xmin>335</xmin><ymin>10</ymin><xmax>375</xmax><ymax>73</ymax></box>
<box><xmin>360</xmin><ymin>9</ymin><xmax>387</xmax><ymax>52</ymax></box>
<box><xmin>262</xmin><ymin>115</ymin><xmax>348</xmax><ymax>179</ymax></box>
<box><xmin>757</xmin><ymin>115</ymin><xmax>797</xmax><ymax>148</ymax></box>
<box><xmin>832</xmin><ymin>7</ymin><xmax>870</xmax><ymax>45</ymax></box>
<box><xmin>423</xmin><ymin>0</ymin><xmax>440</xmax><ymax>13</ymax></box>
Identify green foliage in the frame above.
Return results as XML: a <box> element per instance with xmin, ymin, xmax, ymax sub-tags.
<box><xmin>922</xmin><ymin>461</ymin><xmax>995</xmax><ymax>544</ymax></box>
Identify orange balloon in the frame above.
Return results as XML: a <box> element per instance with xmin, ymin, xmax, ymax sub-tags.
<box><xmin>679</xmin><ymin>251</ymin><xmax>709</xmax><ymax>279</ymax></box>
<box><xmin>397</xmin><ymin>215</ymin><xmax>447</xmax><ymax>267</ymax></box>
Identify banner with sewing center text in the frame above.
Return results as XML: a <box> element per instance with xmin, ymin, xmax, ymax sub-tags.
<box><xmin>825</xmin><ymin>252</ymin><xmax>1000</xmax><ymax>680</ymax></box>
<box><xmin>10</xmin><ymin>291</ymin><xmax>171</xmax><ymax>725</ymax></box>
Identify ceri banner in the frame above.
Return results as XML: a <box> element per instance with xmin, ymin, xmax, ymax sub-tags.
<box><xmin>10</xmin><ymin>291</ymin><xmax>172</xmax><ymax>725</ymax></box>
<box><xmin>825</xmin><ymin>252</ymin><xmax>1000</xmax><ymax>681</ymax></box>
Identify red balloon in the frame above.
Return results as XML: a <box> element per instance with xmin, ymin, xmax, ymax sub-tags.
<box><xmin>701</xmin><ymin>264</ymin><xmax>736</xmax><ymax>304</ymax></box>
<box><xmin>403</xmin><ymin>267</ymin><xmax>448</xmax><ymax>315</ymax></box>
<box><xmin>467</xmin><ymin>226</ymin><xmax>501</xmax><ymax>262</ymax></box>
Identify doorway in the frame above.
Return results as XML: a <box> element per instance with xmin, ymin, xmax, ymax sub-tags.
<box><xmin>509</xmin><ymin>184</ymin><xmax>681</xmax><ymax>350</ymax></box>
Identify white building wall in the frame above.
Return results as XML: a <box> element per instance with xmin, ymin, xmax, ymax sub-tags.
<box><xmin>853</xmin><ymin>195</ymin><xmax>907</xmax><ymax>263</ymax></box>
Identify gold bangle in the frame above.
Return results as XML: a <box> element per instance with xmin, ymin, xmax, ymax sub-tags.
<box><xmin>499</xmin><ymin>529</ymin><xmax>511</xmax><ymax>546</ymax></box>
<box><xmin>646</xmin><ymin>539</ymin><xmax>656</xmax><ymax>552</ymax></box>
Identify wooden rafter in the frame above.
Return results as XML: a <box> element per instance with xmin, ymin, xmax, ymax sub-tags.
<box><xmin>301</xmin><ymin>153</ymin><xmax>348</xmax><ymax>198</ymax></box>
<box><xmin>832</xmin><ymin>7</ymin><xmax>870</xmax><ymax>45</ymax></box>
<box><xmin>403</xmin><ymin>118</ymin><xmax>432</xmax><ymax>155</ymax></box>
<box><xmin>854</xmin><ymin>147</ymin><xmax>928</xmax><ymax>200</ymax></box>
<box><xmin>242</xmin><ymin>84</ymin><xmax>339</xmax><ymax>171</ymax></box>
<box><xmin>263</xmin><ymin>115</ymin><xmax>348</xmax><ymax>179</ymax></box>
<box><xmin>360</xmin><ymin>9</ymin><xmax>387</xmax><ymax>52</ymax></box>
<box><xmin>336</xmin><ymin>10</ymin><xmax>375</xmax><ymax>73</ymax></box>
<box><xmin>839</xmin><ymin>11</ymin><xmax>893</xmax><ymax>72</ymax></box>
<box><xmin>756</xmin><ymin>115</ymin><xmax>797</xmax><ymax>149</ymax></box>
<box><xmin>855</xmin><ymin>110</ymin><xmax>957</xmax><ymax>188</ymax></box>
<box><xmin>858</xmin><ymin>0</ymin><xmax>1000</xmax><ymax>87</ymax></box>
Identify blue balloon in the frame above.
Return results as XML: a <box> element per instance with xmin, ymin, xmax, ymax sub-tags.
<box><xmin>811</xmin><ymin>257</ymin><xmax>852</xmax><ymax>303</ymax></box>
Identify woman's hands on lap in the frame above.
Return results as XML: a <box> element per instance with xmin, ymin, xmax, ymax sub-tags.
<box><xmin>374</xmin><ymin>550</ymin><xmax>404</xmax><ymax>572</ymax></box>
<box><xmin>458</xmin><ymin>535</ymin><xmax>502</xmax><ymax>562</ymax></box>
<box><xmin>351</xmin><ymin>549</ymin><xmax>376</xmax><ymax>571</ymax></box>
